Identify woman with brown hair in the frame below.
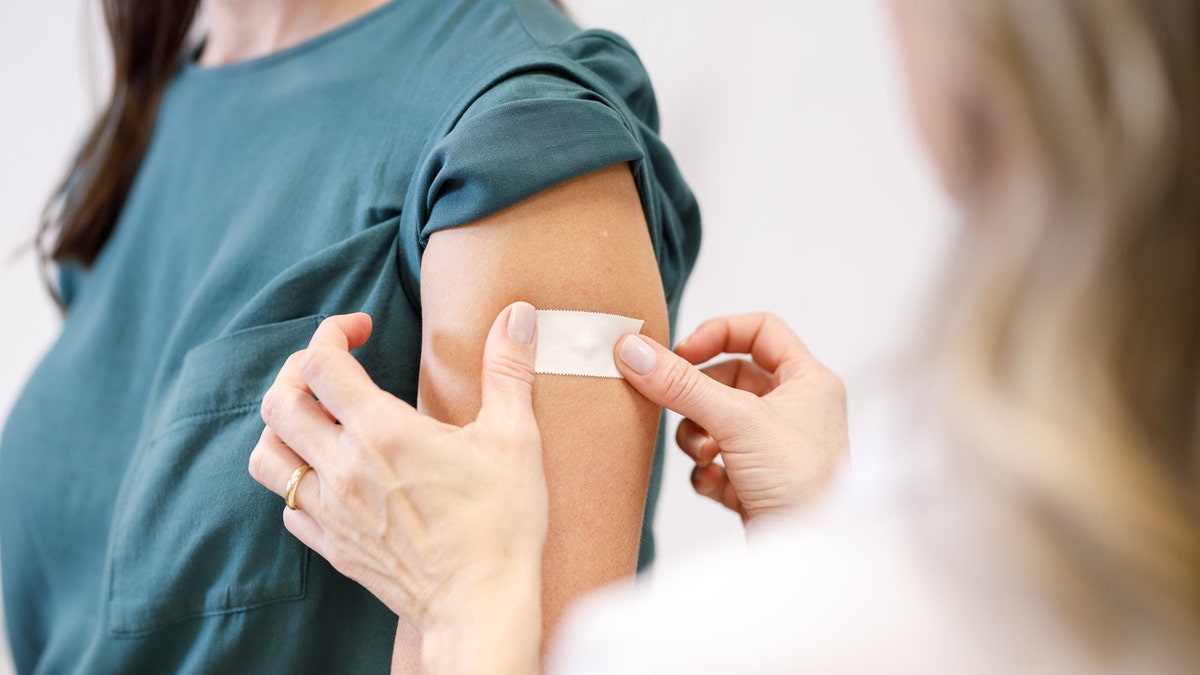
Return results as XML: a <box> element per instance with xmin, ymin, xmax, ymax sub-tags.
<box><xmin>0</xmin><ymin>0</ymin><xmax>699</xmax><ymax>672</ymax></box>
<box><xmin>251</xmin><ymin>0</ymin><xmax>1200</xmax><ymax>671</ymax></box>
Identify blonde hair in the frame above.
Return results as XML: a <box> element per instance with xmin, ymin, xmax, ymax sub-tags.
<box><xmin>929</xmin><ymin>0</ymin><xmax>1200</xmax><ymax>655</ymax></box>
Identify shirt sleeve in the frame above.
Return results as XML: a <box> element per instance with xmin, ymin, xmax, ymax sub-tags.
<box><xmin>394</xmin><ymin>33</ymin><xmax>700</xmax><ymax>324</ymax></box>
<box><xmin>414</xmin><ymin>70</ymin><xmax>646</xmax><ymax>246</ymax></box>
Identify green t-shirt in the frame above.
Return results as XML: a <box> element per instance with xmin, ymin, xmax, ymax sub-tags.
<box><xmin>0</xmin><ymin>0</ymin><xmax>700</xmax><ymax>671</ymax></box>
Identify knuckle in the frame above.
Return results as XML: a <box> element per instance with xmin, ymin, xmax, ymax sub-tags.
<box><xmin>298</xmin><ymin>345</ymin><xmax>331</xmax><ymax>379</ymax></box>
<box><xmin>320</xmin><ymin>462</ymin><xmax>348</xmax><ymax>496</ymax></box>
<box><xmin>260</xmin><ymin>386</ymin><xmax>284</xmax><ymax>425</ymax></box>
<box><xmin>349</xmin><ymin>418</ymin><xmax>391</xmax><ymax>463</ymax></box>
<box><xmin>814</xmin><ymin>365</ymin><xmax>847</xmax><ymax>403</ymax></box>
<box><xmin>282</xmin><ymin>349</ymin><xmax>305</xmax><ymax>372</ymax></box>
<box><xmin>350</xmin><ymin>426</ymin><xmax>381</xmax><ymax>456</ymax></box>
<box><xmin>323</xmin><ymin>546</ymin><xmax>345</xmax><ymax>572</ymax></box>
<box><xmin>350</xmin><ymin>411</ymin><xmax>386</xmax><ymax>450</ymax></box>
<box><xmin>674</xmin><ymin>419</ymin><xmax>693</xmax><ymax>448</ymax></box>
<box><xmin>759</xmin><ymin>312</ymin><xmax>803</xmax><ymax>343</ymax></box>
<box><xmin>830</xmin><ymin>374</ymin><xmax>848</xmax><ymax>405</ymax></box>
<box><xmin>247</xmin><ymin>445</ymin><xmax>265</xmax><ymax>480</ymax></box>
<box><xmin>696</xmin><ymin>437</ymin><xmax>721</xmax><ymax>465</ymax></box>
<box><xmin>722</xmin><ymin>386</ymin><xmax>758</xmax><ymax>416</ymax></box>
<box><xmin>658</xmin><ymin>358</ymin><xmax>702</xmax><ymax>407</ymax></box>
<box><xmin>487</xmin><ymin>349</ymin><xmax>536</xmax><ymax>388</ymax></box>
<box><xmin>690</xmin><ymin>467</ymin><xmax>714</xmax><ymax>497</ymax></box>
<box><xmin>764</xmin><ymin>313</ymin><xmax>788</xmax><ymax>337</ymax></box>
<box><xmin>262</xmin><ymin>385</ymin><xmax>306</xmax><ymax>428</ymax></box>
<box><xmin>675</xmin><ymin>418</ymin><xmax>712</xmax><ymax>460</ymax></box>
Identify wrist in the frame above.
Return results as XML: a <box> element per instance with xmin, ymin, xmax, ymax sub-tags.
<box><xmin>421</xmin><ymin>558</ymin><xmax>543</xmax><ymax>675</ymax></box>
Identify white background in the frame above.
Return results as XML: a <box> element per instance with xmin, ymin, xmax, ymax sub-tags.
<box><xmin>0</xmin><ymin>1</ymin><xmax>951</xmax><ymax>671</ymax></box>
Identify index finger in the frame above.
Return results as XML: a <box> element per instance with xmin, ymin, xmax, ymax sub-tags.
<box><xmin>297</xmin><ymin>312</ymin><xmax>372</xmax><ymax>422</ymax></box>
<box><xmin>307</xmin><ymin>313</ymin><xmax>374</xmax><ymax>353</ymax></box>
<box><xmin>262</xmin><ymin>314</ymin><xmax>366</xmax><ymax>411</ymax></box>
<box><xmin>297</xmin><ymin>315</ymin><xmax>420</xmax><ymax>429</ymax></box>
<box><xmin>674</xmin><ymin>313</ymin><xmax>810</xmax><ymax>377</ymax></box>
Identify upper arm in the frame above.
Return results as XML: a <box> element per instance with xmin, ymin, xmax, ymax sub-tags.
<box><xmin>418</xmin><ymin>162</ymin><xmax>667</xmax><ymax>641</ymax></box>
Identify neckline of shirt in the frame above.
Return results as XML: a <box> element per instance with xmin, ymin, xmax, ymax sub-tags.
<box><xmin>181</xmin><ymin>0</ymin><xmax>404</xmax><ymax>79</ymax></box>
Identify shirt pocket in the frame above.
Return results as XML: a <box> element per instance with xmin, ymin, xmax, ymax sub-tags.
<box><xmin>106</xmin><ymin>314</ymin><xmax>323</xmax><ymax>637</ymax></box>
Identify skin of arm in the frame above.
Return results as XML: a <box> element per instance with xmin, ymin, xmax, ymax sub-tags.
<box><xmin>395</xmin><ymin>162</ymin><xmax>669</xmax><ymax>665</ymax></box>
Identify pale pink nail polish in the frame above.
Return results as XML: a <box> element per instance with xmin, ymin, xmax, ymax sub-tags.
<box><xmin>507</xmin><ymin>302</ymin><xmax>536</xmax><ymax>345</ymax></box>
<box><xmin>618</xmin><ymin>335</ymin><xmax>657</xmax><ymax>375</ymax></box>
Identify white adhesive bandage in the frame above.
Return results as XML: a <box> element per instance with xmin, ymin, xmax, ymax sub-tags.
<box><xmin>534</xmin><ymin>310</ymin><xmax>644</xmax><ymax>378</ymax></box>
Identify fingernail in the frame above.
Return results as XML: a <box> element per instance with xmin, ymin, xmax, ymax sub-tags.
<box><xmin>508</xmin><ymin>302</ymin><xmax>535</xmax><ymax>345</ymax></box>
<box><xmin>680</xmin><ymin>426</ymin><xmax>709</xmax><ymax>465</ymax></box>
<box><xmin>618</xmin><ymin>335</ymin><xmax>657</xmax><ymax>375</ymax></box>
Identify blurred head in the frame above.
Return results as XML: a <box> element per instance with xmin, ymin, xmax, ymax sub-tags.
<box><xmin>892</xmin><ymin>0</ymin><xmax>1200</xmax><ymax>658</ymax></box>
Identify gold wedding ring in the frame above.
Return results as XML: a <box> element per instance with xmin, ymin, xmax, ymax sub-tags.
<box><xmin>285</xmin><ymin>463</ymin><xmax>312</xmax><ymax>511</ymax></box>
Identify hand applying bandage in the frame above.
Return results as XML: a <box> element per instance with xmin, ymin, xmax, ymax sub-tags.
<box><xmin>249</xmin><ymin>303</ymin><xmax>546</xmax><ymax>675</ymax></box>
<box><xmin>248</xmin><ymin>306</ymin><xmax>849</xmax><ymax>674</ymax></box>
<box><xmin>614</xmin><ymin>313</ymin><xmax>849</xmax><ymax>524</ymax></box>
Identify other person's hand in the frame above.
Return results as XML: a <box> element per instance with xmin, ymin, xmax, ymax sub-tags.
<box><xmin>248</xmin><ymin>303</ymin><xmax>546</xmax><ymax>672</ymax></box>
<box><xmin>614</xmin><ymin>313</ymin><xmax>848</xmax><ymax>523</ymax></box>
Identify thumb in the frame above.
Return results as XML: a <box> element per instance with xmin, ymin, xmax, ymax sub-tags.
<box><xmin>615</xmin><ymin>334</ymin><xmax>749</xmax><ymax>438</ymax></box>
<box><xmin>478</xmin><ymin>302</ymin><xmax>539</xmax><ymax>423</ymax></box>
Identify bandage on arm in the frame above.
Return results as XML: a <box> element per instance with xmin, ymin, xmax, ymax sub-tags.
<box><xmin>414</xmin><ymin>163</ymin><xmax>669</xmax><ymax>656</ymax></box>
<box><xmin>534</xmin><ymin>310</ymin><xmax>645</xmax><ymax>378</ymax></box>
